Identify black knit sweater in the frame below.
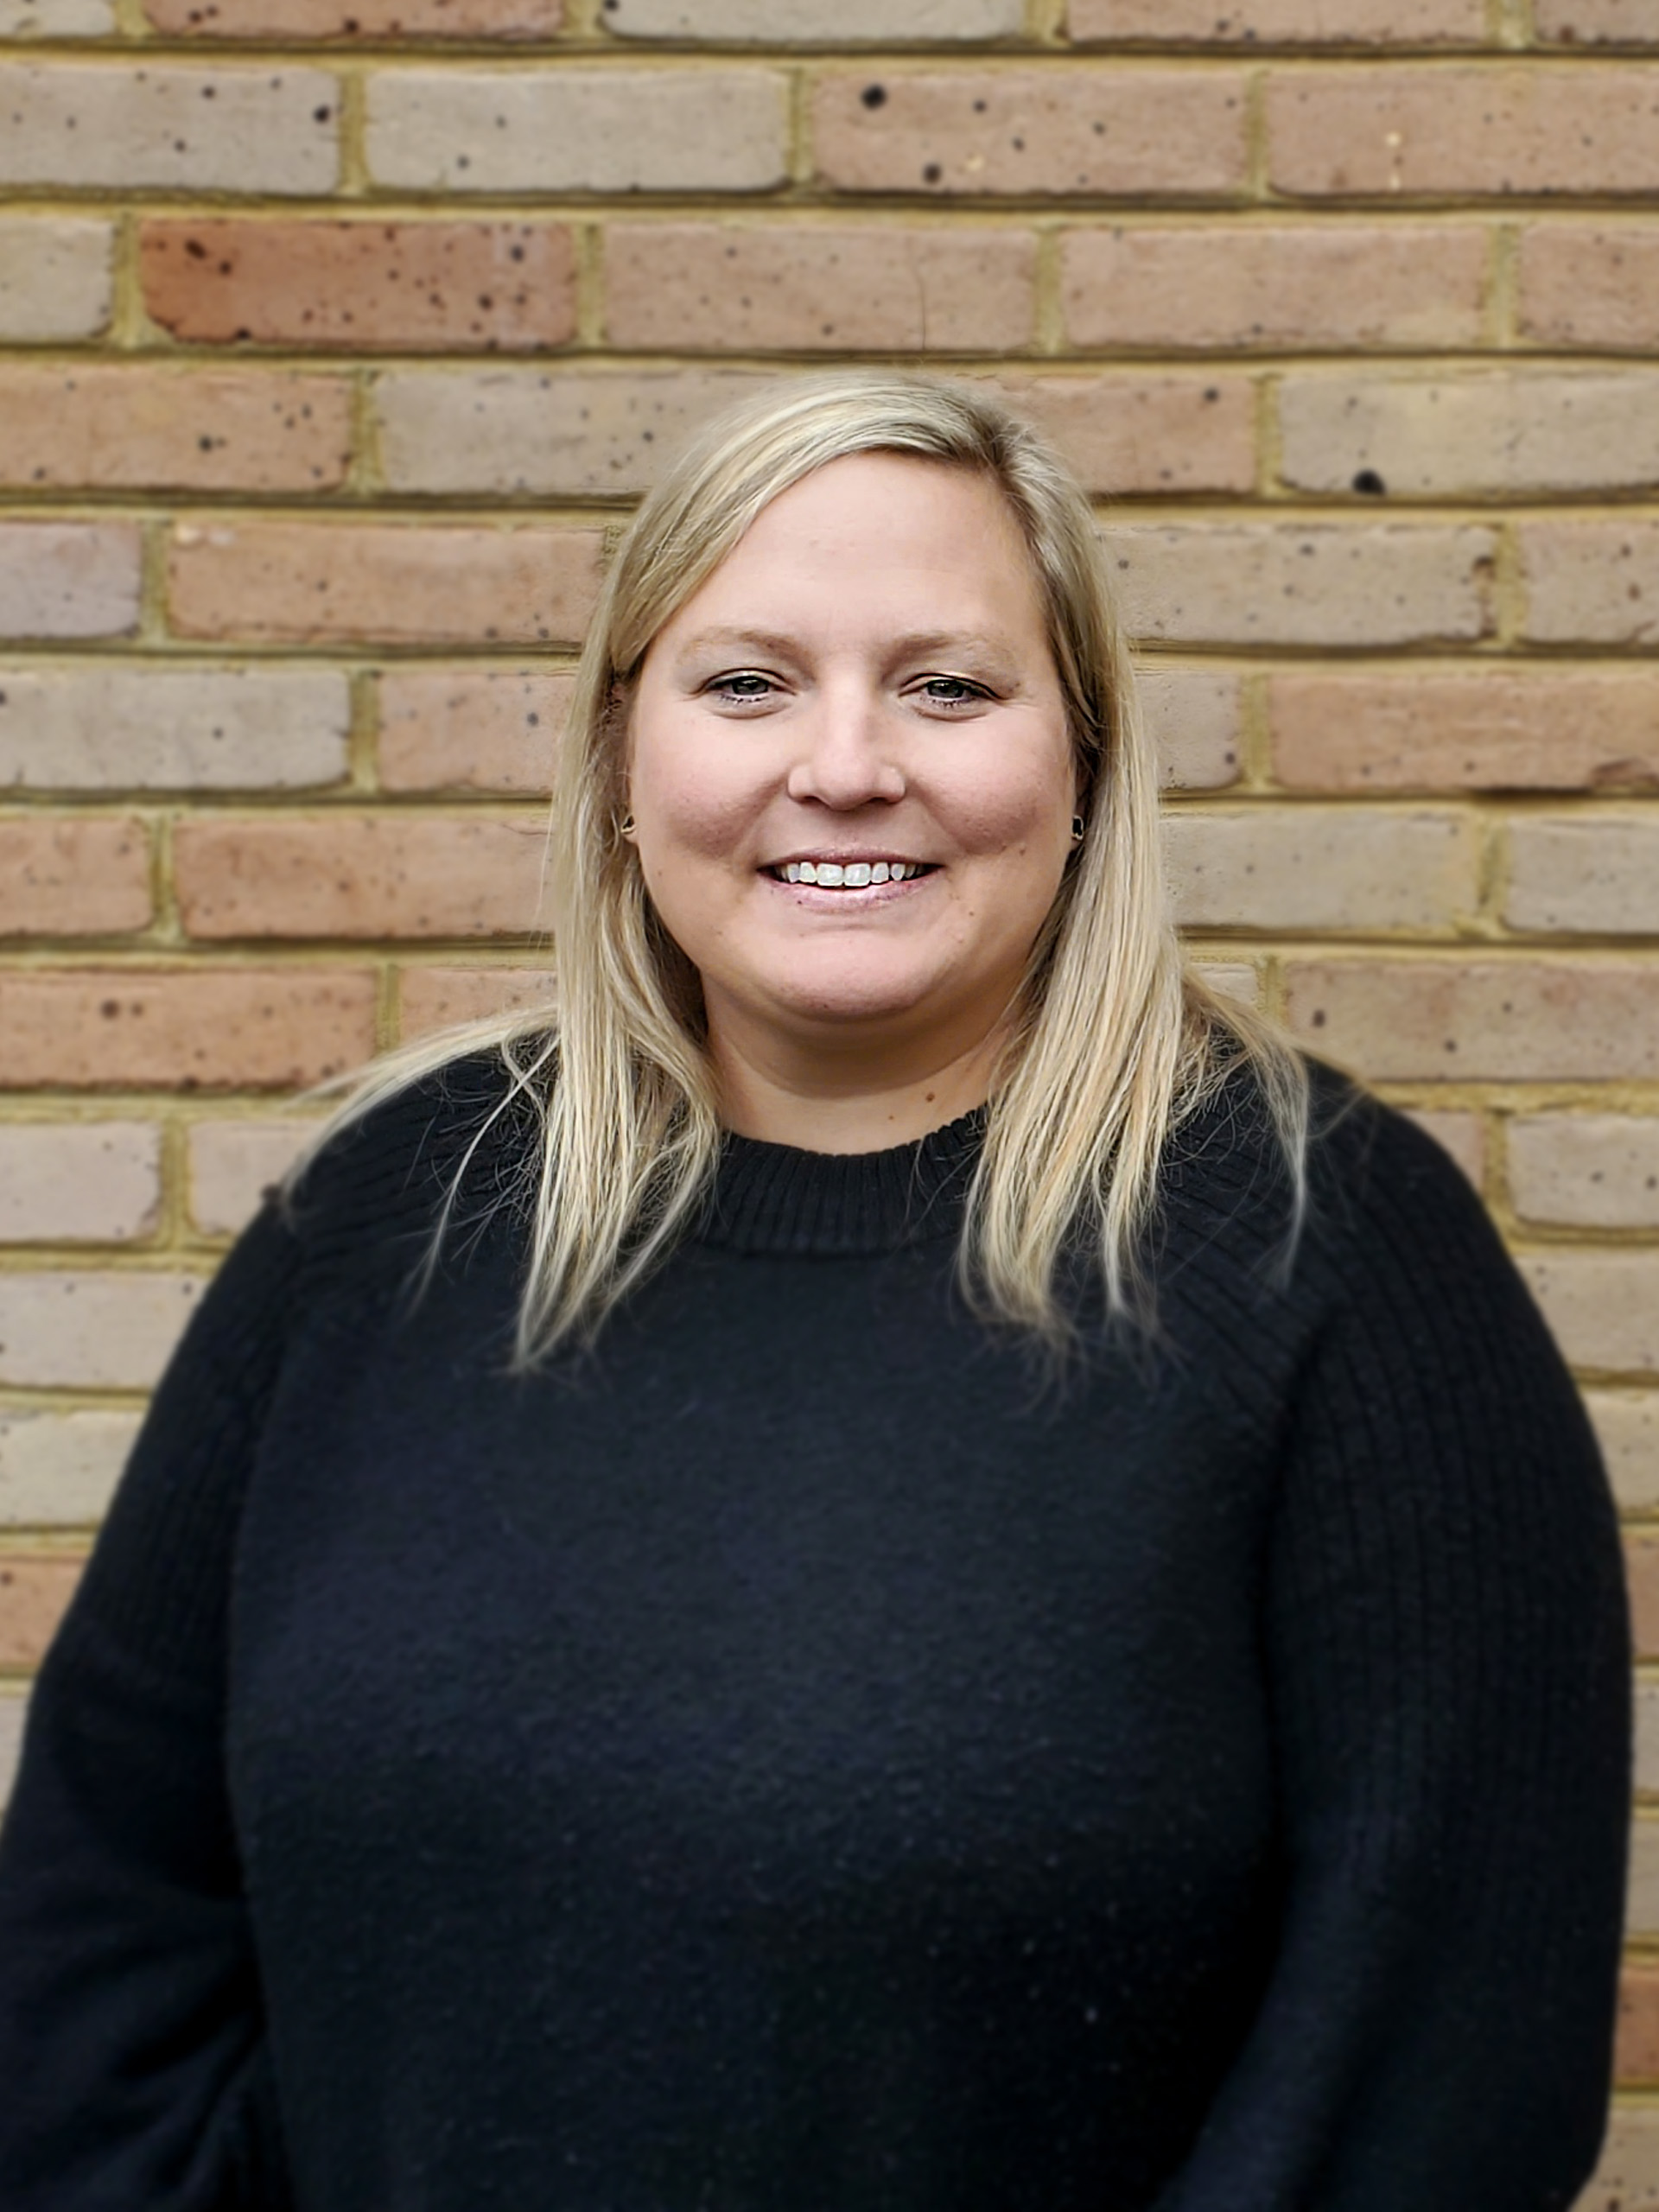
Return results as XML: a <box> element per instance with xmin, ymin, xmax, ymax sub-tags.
<box><xmin>0</xmin><ymin>1054</ymin><xmax>1631</xmax><ymax>2212</ymax></box>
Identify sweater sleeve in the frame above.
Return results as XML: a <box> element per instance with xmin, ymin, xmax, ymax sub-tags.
<box><xmin>1159</xmin><ymin>1104</ymin><xmax>1631</xmax><ymax>2212</ymax></box>
<box><xmin>0</xmin><ymin>1203</ymin><xmax>300</xmax><ymax>2212</ymax></box>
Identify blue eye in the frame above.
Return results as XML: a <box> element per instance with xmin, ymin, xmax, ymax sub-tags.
<box><xmin>918</xmin><ymin>677</ymin><xmax>988</xmax><ymax>705</ymax></box>
<box><xmin>710</xmin><ymin>672</ymin><xmax>775</xmax><ymax>702</ymax></box>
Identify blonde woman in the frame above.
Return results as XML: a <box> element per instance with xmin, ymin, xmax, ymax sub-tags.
<box><xmin>0</xmin><ymin>375</ymin><xmax>1630</xmax><ymax>2211</ymax></box>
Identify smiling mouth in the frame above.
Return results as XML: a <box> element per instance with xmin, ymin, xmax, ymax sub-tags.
<box><xmin>765</xmin><ymin>860</ymin><xmax>937</xmax><ymax>888</ymax></box>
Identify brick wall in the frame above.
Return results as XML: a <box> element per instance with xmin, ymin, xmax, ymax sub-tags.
<box><xmin>1</xmin><ymin>0</ymin><xmax>1657</xmax><ymax>2194</ymax></box>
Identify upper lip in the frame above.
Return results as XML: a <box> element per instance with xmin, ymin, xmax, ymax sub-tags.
<box><xmin>765</xmin><ymin>851</ymin><xmax>930</xmax><ymax>868</ymax></box>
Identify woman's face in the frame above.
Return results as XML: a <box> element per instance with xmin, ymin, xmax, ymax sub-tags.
<box><xmin>626</xmin><ymin>452</ymin><xmax>1077</xmax><ymax>1078</ymax></box>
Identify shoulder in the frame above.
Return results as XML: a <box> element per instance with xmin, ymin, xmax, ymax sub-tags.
<box><xmin>281</xmin><ymin>1044</ymin><xmax>544</xmax><ymax>1269</ymax></box>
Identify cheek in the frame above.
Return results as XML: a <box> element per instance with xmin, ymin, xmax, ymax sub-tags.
<box><xmin>940</xmin><ymin>735</ymin><xmax>1074</xmax><ymax>858</ymax></box>
<box><xmin>631</xmin><ymin>722</ymin><xmax>762</xmax><ymax>863</ymax></box>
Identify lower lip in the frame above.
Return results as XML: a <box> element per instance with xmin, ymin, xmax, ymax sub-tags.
<box><xmin>762</xmin><ymin>870</ymin><xmax>935</xmax><ymax>910</ymax></box>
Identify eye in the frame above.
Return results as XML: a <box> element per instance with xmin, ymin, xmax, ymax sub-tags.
<box><xmin>912</xmin><ymin>675</ymin><xmax>993</xmax><ymax>709</ymax></box>
<box><xmin>705</xmin><ymin>671</ymin><xmax>781</xmax><ymax>709</ymax></box>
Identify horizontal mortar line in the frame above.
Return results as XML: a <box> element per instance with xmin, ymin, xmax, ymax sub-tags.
<box><xmin>15</xmin><ymin>44</ymin><xmax>1656</xmax><ymax>71</ymax></box>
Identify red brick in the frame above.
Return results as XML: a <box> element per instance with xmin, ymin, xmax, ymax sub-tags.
<box><xmin>811</xmin><ymin>67</ymin><xmax>1249</xmax><ymax>198</ymax></box>
<box><xmin>1069</xmin><ymin>0</ymin><xmax>1483</xmax><ymax>38</ymax></box>
<box><xmin>1519</xmin><ymin>223</ymin><xmax>1659</xmax><ymax>347</ymax></box>
<box><xmin>1538</xmin><ymin>0</ymin><xmax>1659</xmax><ymax>43</ymax></box>
<box><xmin>1268</xmin><ymin>670</ymin><xmax>1659</xmax><ymax>793</ymax></box>
<box><xmin>175</xmin><ymin>815</ymin><xmax>550</xmax><ymax>939</ymax></box>
<box><xmin>143</xmin><ymin>0</ymin><xmax>562</xmax><ymax>35</ymax></box>
<box><xmin>603</xmin><ymin>222</ymin><xmax>1037</xmax><ymax>353</ymax></box>
<box><xmin>140</xmin><ymin>219</ymin><xmax>576</xmax><ymax>353</ymax></box>
<box><xmin>166</xmin><ymin>521</ymin><xmax>604</xmax><ymax>648</ymax></box>
<box><xmin>0</xmin><ymin>1555</ymin><xmax>80</xmax><ymax>1669</ymax></box>
<box><xmin>1268</xmin><ymin>66</ymin><xmax>1659</xmax><ymax>199</ymax></box>
<box><xmin>0</xmin><ymin>818</ymin><xmax>150</xmax><ymax>935</ymax></box>
<box><xmin>397</xmin><ymin>963</ymin><xmax>556</xmax><ymax>1038</ymax></box>
<box><xmin>1284</xmin><ymin>959</ymin><xmax>1659</xmax><ymax>1080</ymax></box>
<box><xmin>1618</xmin><ymin>1962</ymin><xmax>1659</xmax><ymax>2084</ymax></box>
<box><xmin>989</xmin><ymin>372</ymin><xmax>1255</xmax><ymax>495</ymax></box>
<box><xmin>0</xmin><ymin>969</ymin><xmax>376</xmax><ymax>1090</ymax></box>
<box><xmin>1061</xmin><ymin>223</ymin><xmax>1488</xmax><ymax>353</ymax></box>
<box><xmin>0</xmin><ymin>365</ymin><xmax>349</xmax><ymax>494</ymax></box>
<box><xmin>606</xmin><ymin>0</ymin><xmax>1023</xmax><ymax>34</ymax></box>
<box><xmin>376</xmin><ymin>668</ymin><xmax>572</xmax><ymax>793</ymax></box>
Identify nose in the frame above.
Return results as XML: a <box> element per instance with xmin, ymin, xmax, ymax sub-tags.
<box><xmin>785</xmin><ymin>683</ymin><xmax>906</xmax><ymax>811</ymax></box>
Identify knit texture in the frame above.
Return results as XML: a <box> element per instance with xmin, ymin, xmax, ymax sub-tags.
<box><xmin>0</xmin><ymin>1056</ymin><xmax>1631</xmax><ymax>2212</ymax></box>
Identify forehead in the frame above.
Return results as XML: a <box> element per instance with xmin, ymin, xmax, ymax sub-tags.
<box><xmin>654</xmin><ymin>452</ymin><xmax>1047</xmax><ymax>651</ymax></box>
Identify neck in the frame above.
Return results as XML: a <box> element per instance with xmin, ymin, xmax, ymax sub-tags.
<box><xmin>708</xmin><ymin>1015</ymin><xmax>1006</xmax><ymax>1155</ymax></box>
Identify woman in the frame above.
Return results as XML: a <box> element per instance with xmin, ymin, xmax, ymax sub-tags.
<box><xmin>0</xmin><ymin>372</ymin><xmax>1631</xmax><ymax>2210</ymax></box>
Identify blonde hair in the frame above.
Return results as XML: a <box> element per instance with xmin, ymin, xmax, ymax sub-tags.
<box><xmin>311</xmin><ymin>370</ymin><xmax>1307</xmax><ymax>1361</ymax></box>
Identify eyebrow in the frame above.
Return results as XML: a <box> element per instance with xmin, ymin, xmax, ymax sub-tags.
<box><xmin>673</xmin><ymin>626</ymin><xmax>1019</xmax><ymax>667</ymax></box>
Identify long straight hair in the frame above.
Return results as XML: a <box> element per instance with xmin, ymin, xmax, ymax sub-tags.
<box><xmin>308</xmin><ymin>372</ymin><xmax>1307</xmax><ymax>1361</ymax></box>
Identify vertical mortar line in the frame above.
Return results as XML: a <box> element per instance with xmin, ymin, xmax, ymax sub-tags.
<box><xmin>349</xmin><ymin>665</ymin><xmax>380</xmax><ymax>796</ymax></box>
<box><xmin>1254</xmin><ymin>370</ymin><xmax>1281</xmax><ymax>503</ymax></box>
<box><xmin>151</xmin><ymin>805</ymin><xmax>181</xmax><ymax>944</ymax></box>
<box><xmin>575</xmin><ymin>219</ymin><xmax>607</xmax><ymax>352</ymax></box>
<box><xmin>571</xmin><ymin>0</ymin><xmax>609</xmax><ymax>37</ymax></box>
<box><xmin>108</xmin><ymin>209</ymin><xmax>146</xmax><ymax>352</ymax></box>
<box><xmin>1489</xmin><ymin>219</ymin><xmax>1521</xmax><ymax>353</ymax></box>
<box><xmin>1507</xmin><ymin>0</ymin><xmax>1539</xmax><ymax>48</ymax></box>
<box><xmin>111</xmin><ymin>0</ymin><xmax>151</xmax><ymax>39</ymax></box>
<box><xmin>1239</xmin><ymin>668</ymin><xmax>1273</xmax><ymax>791</ymax></box>
<box><xmin>337</xmin><ymin>60</ymin><xmax>370</xmax><ymax>200</ymax></box>
<box><xmin>1475</xmin><ymin>802</ymin><xmax>1509</xmax><ymax>940</ymax></box>
<box><xmin>375</xmin><ymin>957</ymin><xmax>401</xmax><ymax>1053</ymax></box>
<box><xmin>1028</xmin><ymin>0</ymin><xmax>1069</xmax><ymax>44</ymax></box>
<box><xmin>1491</xmin><ymin>516</ymin><xmax>1525</xmax><ymax>650</ymax></box>
<box><xmin>156</xmin><ymin>1110</ymin><xmax>190</xmax><ymax>1252</ymax></box>
<box><xmin>137</xmin><ymin>512</ymin><xmax>171</xmax><ymax>647</ymax></box>
<box><xmin>350</xmin><ymin>365</ymin><xmax>384</xmax><ymax>499</ymax></box>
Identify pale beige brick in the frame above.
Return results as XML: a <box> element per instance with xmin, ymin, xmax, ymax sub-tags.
<box><xmin>1522</xmin><ymin>523</ymin><xmax>1659</xmax><ymax>647</ymax></box>
<box><xmin>812</xmin><ymin>67</ymin><xmax>1248</xmax><ymax>197</ymax></box>
<box><xmin>377</xmin><ymin>365</ymin><xmax>774</xmax><ymax>498</ymax></box>
<box><xmin>0</xmin><ymin>665</ymin><xmax>351</xmax><ymax>791</ymax></box>
<box><xmin>0</xmin><ymin>62</ymin><xmax>340</xmax><ymax>193</ymax></box>
<box><xmin>604</xmin><ymin>222</ymin><xmax>1037</xmax><ymax>353</ymax></box>
<box><xmin>1401</xmin><ymin>1109</ymin><xmax>1485</xmax><ymax>1187</ymax></box>
<box><xmin>1069</xmin><ymin>0</ymin><xmax>1483</xmax><ymax>38</ymax></box>
<box><xmin>368</xmin><ymin>67</ymin><xmax>786</xmax><ymax>193</ymax></box>
<box><xmin>607</xmin><ymin>0</ymin><xmax>1022</xmax><ymax>35</ymax></box>
<box><xmin>167</xmin><ymin>520</ymin><xmax>604</xmax><ymax>648</ymax></box>
<box><xmin>1284</xmin><ymin>959</ymin><xmax>1659</xmax><ymax>1080</ymax></box>
<box><xmin>1061</xmin><ymin>223</ymin><xmax>1488</xmax><ymax>353</ymax></box>
<box><xmin>1280</xmin><ymin>371</ymin><xmax>1659</xmax><ymax>500</ymax></box>
<box><xmin>0</xmin><ymin>0</ymin><xmax>114</xmax><ymax>32</ymax></box>
<box><xmin>1587</xmin><ymin>1389</ymin><xmax>1659</xmax><ymax>1510</ymax></box>
<box><xmin>1104</xmin><ymin>524</ymin><xmax>1497</xmax><ymax>649</ymax></box>
<box><xmin>1268</xmin><ymin>65</ymin><xmax>1659</xmax><ymax>199</ymax></box>
<box><xmin>141</xmin><ymin>219</ymin><xmax>576</xmax><ymax>353</ymax></box>
<box><xmin>1640</xmin><ymin>1681</ymin><xmax>1659</xmax><ymax>1793</ymax></box>
<box><xmin>0</xmin><ymin>1555</ymin><xmax>85</xmax><ymax>1666</ymax></box>
<box><xmin>398</xmin><ymin>963</ymin><xmax>556</xmax><ymax>1038</ymax></box>
<box><xmin>0</xmin><ymin>1269</ymin><xmax>206</xmax><ymax>1389</ymax></box>
<box><xmin>0</xmin><ymin>1122</ymin><xmax>161</xmax><ymax>1243</ymax></box>
<box><xmin>175</xmin><ymin>814</ymin><xmax>549</xmax><ymax>938</ymax></box>
<box><xmin>0</xmin><ymin>522</ymin><xmax>139</xmax><ymax>642</ymax></box>
<box><xmin>1538</xmin><ymin>0</ymin><xmax>1659</xmax><ymax>42</ymax></box>
<box><xmin>1511</xmin><ymin>1115</ymin><xmax>1659</xmax><ymax>1229</ymax></box>
<box><xmin>1140</xmin><ymin>670</ymin><xmax>1240</xmax><ymax>792</ymax></box>
<box><xmin>1191</xmin><ymin>960</ymin><xmax>1261</xmax><ymax>1007</ymax></box>
<box><xmin>988</xmin><ymin>372</ymin><xmax>1255</xmax><ymax>495</ymax></box>
<box><xmin>1268</xmin><ymin>670</ymin><xmax>1659</xmax><ymax>794</ymax></box>
<box><xmin>0</xmin><ymin>1409</ymin><xmax>139</xmax><ymax>1527</ymax></box>
<box><xmin>0</xmin><ymin>817</ymin><xmax>151</xmax><ymax>935</ymax></box>
<box><xmin>0</xmin><ymin>365</ymin><xmax>350</xmax><ymax>494</ymax></box>
<box><xmin>144</xmin><ymin>0</ymin><xmax>563</xmax><ymax>34</ymax></box>
<box><xmin>376</xmin><ymin>668</ymin><xmax>571</xmax><ymax>793</ymax></box>
<box><xmin>0</xmin><ymin>1694</ymin><xmax>22</xmax><ymax>1809</ymax></box>
<box><xmin>0</xmin><ymin>216</ymin><xmax>112</xmax><ymax>340</ymax></box>
<box><xmin>1628</xmin><ymin>1815</ymin><xmax>1659</xmax><ymax>1937</ymax></box>
<box><xmin>1519</xmin><ymin>225</ymin><xmax>1659</xmax><ymax>349</ymax></box>
<box><xmin>1506</xmin><ymin>817</ymin><xmax>1659</xmax><ymax>935</ymax></box>
<box><xmin>1521</xmin><ymin>1250</ymin><xmax>1659</xmax><ymax>1375</ymax></box>
<box><xmin>188</xmin><ymin>1116</ymin><xmax>315</xmax><ymax>1234</ymax></box>
<box><xmin>0</xmin><ymin>969</ymin><xmax>377</xmax><ymax>1090</ymax></box>
<box><xmin>1165</xmin><ymin>807</ymin><xmax>1478</xmax><ymax>933</ymax></box>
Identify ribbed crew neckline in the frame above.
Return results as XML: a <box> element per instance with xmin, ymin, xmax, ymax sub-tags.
<box><xmin>697</xmin><ymin>1106</ymin><xmax>988</xmax><ymax>1255</ymax></box>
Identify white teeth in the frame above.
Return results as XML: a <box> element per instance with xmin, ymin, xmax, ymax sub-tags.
<box><xmin>777</xmin><ymin>860</ymin><xmax>920</xmax><ymax>887</ymax></box>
